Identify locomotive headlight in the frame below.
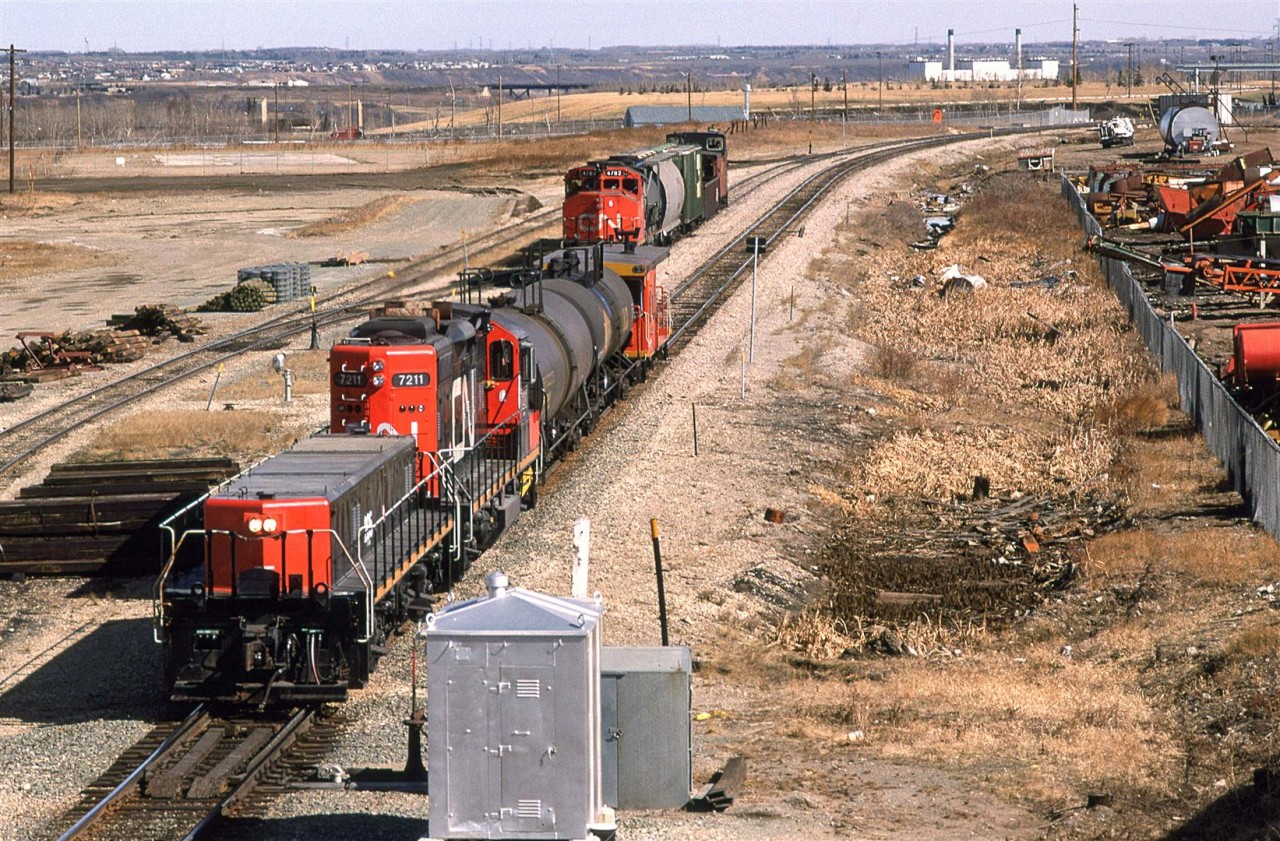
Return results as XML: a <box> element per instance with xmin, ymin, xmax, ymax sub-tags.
<box><xmin>262</xmin><ymin>517</ymin><xmax>279</xmax><ymax>533</ymax></box>
<box><xmin>247</xmin><ymin>517</ymin><xmax>264</xmax><ymax>534</ymax></box>
<box><xmin>371</xmin><ymin>360</ymin><xmax>385</xmax><ymax>372</ymax></box>
<box><xmin>372</xmin><ymin>375</ymin><xmax>385</xmax><ymax>387</ymax></box>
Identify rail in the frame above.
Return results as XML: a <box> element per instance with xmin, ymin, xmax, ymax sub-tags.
<box><xmin>58</xmin><ymin>705</ymin><xmax>209</xmax><ymax>840</ymax></box>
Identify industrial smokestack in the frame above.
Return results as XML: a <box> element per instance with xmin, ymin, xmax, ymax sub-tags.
<box><xmin>948</xmin><ymin>29</ymin><xmax>955</xmax><ymax>75</ymax></box>
<box><xmin>743</xmin><ymin>82</ymin><xmax>751</xmax><ymax>119</ymax></box>
<box><xmin>1015</xmin><ymin>28</ymin><xmax>1022</xmax><ymax>76</ymax></box>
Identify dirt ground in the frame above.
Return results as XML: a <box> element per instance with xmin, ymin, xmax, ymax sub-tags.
<box><xmin>5</xmin><ymin>121</ymin><xmax>1280</xmax><ymax>840</ymax></box>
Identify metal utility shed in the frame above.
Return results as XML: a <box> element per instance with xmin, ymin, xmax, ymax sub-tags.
<box><xmin>425</xmin><ymin>572</ymin><xmax>612</xmax><ymax>841</ymax></box>
<box><xmin>601</xmin><ymin>645</ymin><xmax>692</xmax><ymax>810</ymax></box>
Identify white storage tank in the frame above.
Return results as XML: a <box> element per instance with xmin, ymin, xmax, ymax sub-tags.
<box><xmin>425</xmin><ymin>572</ymin><xmax>613</xmax><ymax>841</ymax></box>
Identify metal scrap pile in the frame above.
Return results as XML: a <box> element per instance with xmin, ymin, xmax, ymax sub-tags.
<box><xmin>1078</xmin><ymin>149</ymin><xmax>1280</xmax><ymax>252</ymax></box>
<box><xmin>909</xmin><ymin>185</ymin><xmax>969</xmax><ymax>250</ymax></box>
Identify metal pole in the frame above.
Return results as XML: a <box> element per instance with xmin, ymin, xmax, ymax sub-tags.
<box><xmin>498</xmin><ymin>73</ymin><xmax>503</xmax><ymax>140</ymax></box>
<box><xmin>556</xmin><ymin>65</ymin><xmax>561</xmax><ymax>122</ymax></box>
<box><xmin>749</xmin><ymin>238</ymin><xmax>758</xmax><ymax>362</ymax></box>
<box><xmin>877</xmin><ymin>51</ymin><xmax>883</xmax><ymax>111</ymax></box>
<box><xmin>273</xmin><ymin>83</ymin><xmax>279</xmax><ymax>143</ymax></box>
<box><xmin>686</xmin><ymin>72</ymin><xmax>691</xmax><ymax>122</ymax></box>
<box><xmin>1071</xmin><ymin>4</ymin><xmax>1079</xmax><ymax>111</ymax></box>
<box><xmin>9</xmin><ymin>45</ymin><xmax>18</xmax><ymax>194</ymax></box>
<box><xmin>809</xmin><ymin>72</ymin><xmax>815</xmax><ymax>121</ymax></box>
<box><xmin>842</xmin><ymin>68</ymin><xmax>847</xmax><ymax>119</ymax></box>
<box><xmin>650</xmin><ymin>519</ymin><xmax>669</xmax><ymax>647</ymax></box>
<box><xmin>1126</xmin><ymin>42</ymin><xmax>1133</xmax><ymax>99</ymax></box>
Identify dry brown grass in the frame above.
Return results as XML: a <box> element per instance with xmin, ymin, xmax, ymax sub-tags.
<box><xmin>0</xmin><ymin>239</ymin><xmax>107</xmax><ymax>279</ymax></box>
<box><xmin>1082</xmin><ymin>526</ymin><xmax>1280</xmax><ymax>586</ymax></box>
<box><xmin>734</xmin><ymin>636</ymin><xmax>1180</xmax><ymax>808</ymax></box>
<box><xmin>382</xmin><ymin>80</ymin><xmax>1171</xmax><ymax>131</ymax></box>
<box><xmin>288</xmin><ymin>194</ymin><xmax>420</xmax><ymax>238</ymax></box>
<box><xmin>867</xmin><ymin>342</ymin><xmax>917</xmax><ymax>381</ymax></box>
<box><xmin>0</xmin><ymin>192</ymin><xmax>78</xmax><ymax>216</ymax></box>
<box><xmin>1225</xmin><ymin>620</ymin><xmax>1280</xmax><ymax>661</ymax></box>
<box><xmin>82</xmin><ymin>409</ymin><xmax>307</xmax><ymax>462</ymax></box>
<box><xmin>219</xmin><ymin>350</ymin><xmax>331</xmax><ymax>400</ymax></box>
<box><xmin>1096</xmin><ymin>375</ymin><xmax>1177</xmax><ymax>434</ymax></box>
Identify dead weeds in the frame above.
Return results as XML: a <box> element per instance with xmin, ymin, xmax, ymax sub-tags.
<box><xmin>0</xmin><ymin>239</ymin><xmax>107</xmax><ymax>279</ymax></box>
<box><xmin>81</xmin><ymin>408</ymin><xmax>307</xmax><ymax>462</ymax></box>
<box><xmin>218</xmin><ymin>350</ymin><xmax>331</xmax><ymax>400</ymax></box>
<box><xmin>289</xmin><ymin>194</ymin><xmax>420</xmax><ymax>238</ymax></box>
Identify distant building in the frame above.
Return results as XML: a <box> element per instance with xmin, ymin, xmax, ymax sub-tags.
<box><xmin>908</xmin><ymin>57</ymin><xmax>1058</xmax><ymax>82</ymax></box>
<box><xmin>623</xmin><ymin>105</ymin><xmax>745</xmax><ymax>127</ymax></box>
<box><xmin>909</xmin><ymin>28</ymin><xmax>1058</xmax><ymax>82</ymax></box>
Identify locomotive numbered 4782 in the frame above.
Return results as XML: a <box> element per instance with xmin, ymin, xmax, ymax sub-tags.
<box><xmin>154</xmin><ymin>243</ymin><xmax>674</xmax><ymax>705</ymax></box>
<box><xmin>563</xmin><ymin>130</ymin><xmax>728</xmax><ymax>245</ymax></box>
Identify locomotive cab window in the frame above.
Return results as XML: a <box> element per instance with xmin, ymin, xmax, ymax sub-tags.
<box><xmin>520</xmin><ymin>345</ymin><xmax>534</xmax><ymax>385</ymax></box>
<box><xmin>603</xmin><ymin>177</ymin><xmax>619</xmax><ymax>190</ymax></box>
<box><xmin>623</xmin><ymin>177</ymin><xmax>639</xmax><ymax>194</ymax></box>
<box><xmin>489</xmin><ymin>340</ymin><xmax>514</xmax><ymax>381</ymax></box>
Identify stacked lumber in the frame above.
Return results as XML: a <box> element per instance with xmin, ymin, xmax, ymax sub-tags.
<box><xmin>321</xmin><ymin>249</ymin><xmax>369</xmax><ymax>267</ymax></box>
<box><xmin>0</xmin><ymin>457</ymin><xmax>240</xmax><ymax>575</ymax></box>
<box><xmin>108</xmin><ymin>304</ymin><xmax>205</xmax><ymax>343</ymax></box>
<box><xmin>58</xmin><ymin>328</ymin><xmax>151</xmax><ymax>363</ymax></box>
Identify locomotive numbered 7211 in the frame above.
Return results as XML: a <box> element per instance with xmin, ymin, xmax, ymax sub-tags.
<box><xmin>154</xmin><ymin>243</ymin><xmax>672</xmax><ymax>705</ymax></box>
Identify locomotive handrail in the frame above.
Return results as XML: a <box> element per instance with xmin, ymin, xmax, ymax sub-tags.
<box><xmin>152</xmin><ymin>527</ymin><xmax>361</xmax><ymax>644</ymax></box>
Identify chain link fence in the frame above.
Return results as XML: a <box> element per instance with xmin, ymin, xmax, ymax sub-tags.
<box><xmin>1061</xmin><ymin>174</ymin><xmax>1280</xmax><ymax>535</ymax></box>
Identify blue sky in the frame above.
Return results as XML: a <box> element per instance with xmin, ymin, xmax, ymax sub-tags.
<box><xmin>1</xmin><ymin>0</ymin><xmax>1275</xmax><ymax>52</ymax></box>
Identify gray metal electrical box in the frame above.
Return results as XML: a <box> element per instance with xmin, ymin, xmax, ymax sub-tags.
<box><xmin>601</xmin><ymin>646</ymin><xmax>692</xmax><ymax>810</ymax></box>
<box><xmin>425</xmin><ymin>572</ymin><xmax>613</xmax><ymax>841</ymax></box>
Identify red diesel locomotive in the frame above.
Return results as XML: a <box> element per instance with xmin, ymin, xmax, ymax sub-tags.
<box><xmin>155</xmin><ymin>243</ymin><xmax>671</xmax><ymax>705</ymax></box>
<box><xmin>563</xmin><ymin>130</ymin><xmax>728</xmax><ymax>245</ymax></box>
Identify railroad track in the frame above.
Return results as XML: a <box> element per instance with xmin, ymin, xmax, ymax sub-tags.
<box><xmin>1</xmin><ymin>128</ymin><xmax>1055</xmax><ymax>487</ymax></box>
<box><xmin>666</xmin><ymin>134</ymin><xmax>957</xmax><ymax>348</ymax></box>
<box><xmin>55</xmin><ymin>704</ymin><xmax>333</xmax><ymax>840</ymax></box>
<box><xmin>0</xmin><ymin>205</ymin><xmax>562</xmax><ymax>481</ymax></box>
<box><xmin>0</xmin><ymin>145</ymin><xmax>841</xmax><ymax>486</ymax></box>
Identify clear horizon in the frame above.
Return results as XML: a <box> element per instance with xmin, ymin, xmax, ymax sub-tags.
<box><xmin>0</xmin><ymin>0</ymin><xmax>1274</xmax><ymax>54</ymax></box>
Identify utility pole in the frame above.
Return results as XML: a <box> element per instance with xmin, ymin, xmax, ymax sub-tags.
<box><xmin>809</xmin><ymin>72</ymin><xmax>815</xmax><ymax>121</ymax></box>
<box><xmin>556</xmin><ymin>65</ymin><xmax>561</xmax><ymax>123</ymax></box>
<box><xmin>9</xmin><ymin>44</ymin><xmax>26</xmax><ymax>194</ymax></box>
<box><xmin>273</xmin><ymin>82</ymin><xmax>280</xmax><ymax>143</ymax></box>
<box><xmin>877</xmin><ymin>51</ymin><xmax>883</xmax><ymax>111</ymax></box>
<box><xmin>842</xmin><ymin>68</ymin><xmax>847</xmax><ymax>119</ymax></box>
<box><xmin>1125</xmin><ymin>42</ymin><xmax>1134</xmax><ymax>99</ymax></box>
<box><xmin>498</xmin><ymin>73</ymin><xmax>503</xmax><ymax>139</ymax></box>
<box><xmin>686</xmin><ymin>72</ymin><xmax>692</xmax><ymax>122</ymax></box>
<box><xmin>1071</xmin><ymin>3</ymin><xmax>1079</xmax><ymax>112</ymax></box>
